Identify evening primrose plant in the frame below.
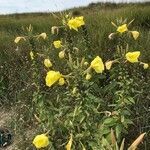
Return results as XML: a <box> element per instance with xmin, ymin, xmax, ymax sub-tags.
<box><xmin>110</xmin><ymin>19</ymin><xmax>140</xmax><ymax>43</ymax></box>
<box><xmin>14</xmin><ymin>14</ymin><xmax>148</xmax><ymax>149</ymax></box>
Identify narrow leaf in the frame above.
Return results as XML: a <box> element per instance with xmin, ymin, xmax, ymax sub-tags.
<box><xmin>111</xmin><ymin>128</ymin><xmax>116</xmax><ymax>145</ymax></box>
<box><xmin>66</xmin><ymin>134</ymin><xmax>73</xmax><ymax>150</ymax></box>
<box><xmin>120</xmin><ymin>138</ymin><xmax>125</xmax><ymax>150</ymax></box>
<box><xmin>128</xmin><ymin>133</ymin><xmax>146</xmax><ymax>150</ymax></box>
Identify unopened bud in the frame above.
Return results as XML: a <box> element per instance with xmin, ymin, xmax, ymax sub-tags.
<box><xmin>86</xmin><ymin>73</ymin><xmax>92</xmax><ymax>80</ymax></box>
<box><xmin>51</xmin><ymin>26</ymin><xmax>59</xmax><ymax>35</ymax></box>
<box><xmin>108</xmin><ymin>33</ymin><xmax>115</xmax><ymax>40</ymax></box>
<box><xmin>59</xmin><ymin>50</ymin><xmax>65</xmax><ymax>59</ymax></box>
<box><xmin>84</xmin><ymin>62</ymin><xmax>89</xmax><ymax>66</ymax></box>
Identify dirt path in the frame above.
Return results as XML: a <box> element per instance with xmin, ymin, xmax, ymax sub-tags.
<box><xmin>0</xmin><ymin>108</ymin><xmax>17</xmax><ymax>150</ymax></box>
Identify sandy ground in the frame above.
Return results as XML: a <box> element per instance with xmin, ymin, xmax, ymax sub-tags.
<box><xmin>0</xmin><ymin>108</ymin><xmax>17</xmax><ymax>150</ymax></box>
<box><xmin>0</xmin><ymin>107</ymin><xmax>37</xmax><ymax>150</ymax></box>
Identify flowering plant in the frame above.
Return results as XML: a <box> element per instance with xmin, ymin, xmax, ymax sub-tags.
<box><xmin>14</xmin><ymin>14</ymin><xmax>148</xmax><ymax>149</ymax></box>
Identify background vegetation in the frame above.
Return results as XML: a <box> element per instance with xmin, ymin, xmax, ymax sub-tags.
<box><xmin>0</xmin><ymin>2</ymin><xmax>150</xmax><ymax>149</ymax></box>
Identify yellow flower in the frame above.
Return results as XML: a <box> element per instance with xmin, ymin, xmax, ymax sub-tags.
<box><xmin>66</xmin><ymin>134</ymin><xmax>73</xmax><ymax>150</ymax></box>
<box><xmin>30</xmin><ymin>51</ymin><xmax>34</xmax><ymax>60</ymax></box>
<box><xmin>44</xmin><ymin>59</ymin><xmax>52</xmax><ymax>68</ymax></box>
<box><xmin>131</xmin><ymin>31</ymin><xmax>139</xmax><ymax>40</ymax></box>
<box><xmin>58</xmin><ymin>77</ymin><xmax>65</xmax><ymax>86</ymax></box>
<box><xmin>53</xmin><ymin>40</ymin><xmax>62</xmax><ymax>49</ymax></box>
<box><xmin>86</xmin><ymin>73</ymin><xmax>92</xmax><ymax>80</ymax></box>
<box><xmin>90</xmin><ymin>56</ymin><xmax>104</xmax><ymax>73</ymax></box>
<box><xmin>125</xmin><ymin>51</ymin><xmax>140</xmax><ymax>63</ymax></box>
<box><xmin>105</xmin><ymin>61</ymin><xmax>113</xmax><ymax>70</ymax></box>
<box><xmin>75</xmin><ymin>16</ymin><xmax>85</xmax><ymax>25</ymax></box>
<box><xmin>117</xmin><ymin>24</ymin><xmax>128</xmax><ymax>33</ymax></box>
<box><xmin>38</xmin><ymin>33</ymin><xmax>47</xmax><ymax>39</ymax></box>
<box><xmin>45</xmin><ymin>71</ymin><xmax>61</xmax><ymax>87</ymax></box>
<box><xmin>143</xmin><ymin>63</ymin><xmax>149</xmax><ymax>69</ymax></box>
<box><xmin>14</xmin><ymin>36</ymin><xmax>26</xmax><ymax>43</ymax></box>
<box><xmin>59</xmin><ymin>51</ymin><xmax>65</xmax><ymax>59</ymax></box>
<box><xmin>33</xmin><ymin>134</ymin><xmax>49</xmax><ymax>149</ymax></box>
<box><xmin>67</xmin><ymin>16</ymin><xmax>85</xmax><ymax>31</ymax></box>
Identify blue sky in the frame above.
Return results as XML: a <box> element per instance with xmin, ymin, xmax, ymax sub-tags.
<box><xmin>0</xmin><ymin>0</ymin><xmax>148</xmax><ymax>14</ymax></box>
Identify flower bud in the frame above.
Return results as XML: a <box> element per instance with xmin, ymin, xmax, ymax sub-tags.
<box><xmin>84</xmin><ymin>62</ymin><xmax>89</xmax><ymax>66</ymax></box>
<box><xmin>30</xmin><ymin>51</ymin><xmax>34</xmax><ymax>60</ymax></box>
<box><xmin>58</xmin><ymin>78</ymin><xmax>65</xmax><ymax>86</ymax></box>
<box><xmin>44</xmin><ymin>59</ymin><xmax>52</xmax><ymax>68</ymax></box>
<box><xmin>38</xmin><ymin>33</ymin><xmax>47</xmax><ymax>39</ymax></box>
<box><xmin>86</xmin><ymin>73</ymin><xmax>92</xmax><ymax>80</ymax></box>
<box><xmin>14</xmin><ymin>36</ymin><xmax>26</xmax><ymax>43</ymax></box>
<box><xmin>143</xmin><ymin>63</ymin><xmax>149</xmax><ymax>69</ymax></box>
<box><xmin>105</xmin><ymin>61</ymin><xmax>113</xmax><ymax>70</ymax></box>
<box><xmin>131</xmin><ymin>31</ymin><xmax>139</xmax><ymax>40</ymax></box>
<box><xmin>108</xmin><ymin>33</ymin><xmax>115</xmax><ymax>40</ymax></box>
<box><xmin>59</xmin><ymin>50</ymin><xmax>65</xmax><ymax>59</ymax></box>
<box><xmin>51</xmin><ymin>26</ymin><xmax>59</xmax><ymax>35</ymax></box>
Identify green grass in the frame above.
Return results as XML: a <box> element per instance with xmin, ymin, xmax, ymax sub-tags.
<box><xmin>0</xmin><ymin>3</ymin><xmax>150</xmax><ymax>59</ymax></box>
<box><xmin>0</xmin><ymin>2</ymin><xmax>150</xmax><ymax>149</ymax></box>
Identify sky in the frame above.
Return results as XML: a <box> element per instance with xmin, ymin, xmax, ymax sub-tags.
<box><xmin>0</xmin><ymin>0</ymin><xmax>148</xmax><ymax>14</ymax></box>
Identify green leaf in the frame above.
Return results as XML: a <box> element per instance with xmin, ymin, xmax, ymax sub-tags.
<box><xmin>101</xmin><ymin>127</ymin><xmax>111</xmax><ymax>135</ymax></box>
<box><xmin>115</xmin><ymin>125</ymin><xmax>122</xmax><ymax>140</ymax></box>
<box><xmin>103</xmin><ymin>118</ymin><xmax>117</xmax><ymax>126</ymax></box>
<box><xmin>128</xmin><ymin>97</ymin><xmax>135</xmax><ymax>104</ymax></box>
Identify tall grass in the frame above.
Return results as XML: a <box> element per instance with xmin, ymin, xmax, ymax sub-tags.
<box><xmin>0</xmin><ymin>3</ymin><xmax>150</xmax><ymax>58</ymax></box>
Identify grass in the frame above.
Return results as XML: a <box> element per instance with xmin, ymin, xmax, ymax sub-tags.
<box><xmin>0</xmin><ymin>2</ymin><xmax>150</xmax><ymax>149</ymax></box>
<box><xmin>0</xmin><ymin>3</ymin><xmax>150</xmax><ymax>59</ymax></box>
